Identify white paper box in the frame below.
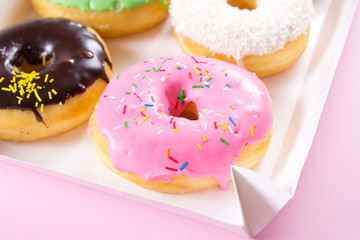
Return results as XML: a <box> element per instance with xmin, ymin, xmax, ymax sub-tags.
<box><xmin>0</xmin><ymin>0</ymin><xmax>358</xmax><ymax>237</ymax></box>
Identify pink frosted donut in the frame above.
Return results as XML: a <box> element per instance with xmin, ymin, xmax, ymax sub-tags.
<box><xmin>89</xmin><ymin>56</ymin><xmax>273</xmax><ymax>193</ymax></box>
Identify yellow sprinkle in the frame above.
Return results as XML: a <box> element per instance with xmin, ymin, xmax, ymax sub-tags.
<box><xmin>143</xmin><ymin>115</ymin><xmax>149</xmax><ymax>122</ymax></box>
<box><xmin>16</xmin><ymin>96</ymin><xmax>23</xmax><ymax>104</ymax></box>
<box><xmin>166</xmin><ymin>148</ymin><xmax>170</xmax><ymax>158</ymax></box>
<box><xmin>40</xmin><ymin>104</ymin><xmax>44</xmax><ymax>112</ymax></box>
<box><xmin>49</xmin><ymin>79</ymin><xmax>54</xmax><ymax>83</ymax></box>
<box><xmin>230</xmin><ymin>106</ymin><xmax>235</xmax><ymax>109</ymax></box>
<box><xmin>140</xmin><ymin>109</ymin><xmax>146</xmax><ymax>112</ymax></box>
<box><xmin>217</xmin><ymin>123</ymin><xmax>222</xmax><ymax>126</ymax></box>
<box><xmin>202</xmin><ymin>136</ymin><xmax>207</xmax><ymax>142</ymax></box>
<box><xmin>0</xmin><ymin>77</ymin><xmax>4</xmax><ymax>83</ymax></box>
<box><xmin>201</xmin><ymin>70</ymin><xmax>210</xmax><ymax>75</ymax></box>
<box><xmin>224</xmin><ymin>122</ymin><xmax>227</xmax><ymax>131</ymax></box>
<box><xmin>202</xmin><ymin>110</ymin><xmax>206</xmax><ymax>114</ymax></box>
<box><xmin>135</xmin><ymin>121</ymin><xmax>138</xmax><ymax>125</ymax></box>
<box><xmin>173</xmin><ymin>127</ymin><xmax>179</xmax><ymax>133</ymax></box>
<box><xmin>193</xmin><ymin>67</ymin><xmax>199</xmax><ymax>74</ymax></box>
<box><xmin>42</xmin><ymin>55</ymin><xmax>46</xmax><ymax>66</ymax></box>
<box><xmin>44</xmin><ymin>74</ymin><xmax>49</xmax><ymax>83</ymax></box>
<box><xmin>37</xmin><ymin>86</ymin><xmax>42</xmax><ymax>89</ymax></box>
<box><xmin>9</xmin><ymin>84</ymin><xmax>17</xmax><ymax>93</ymax></box>
<box><xmin>51</xmin><ymin>89</ymin><xmax>57</xmax><ymax>95</ymax></box>
<box><xmin>137</xmin><ymin>67</ymin><xmax>141</xmax><ymax>72</ymax></box>
<box><xmin>197</xmin><ymin>144</ymin><xmax>202</xmax><ymax>150</ymax></box>
<box><xmin>29</xmin><ymin>82</ymin><xmax>36</xmax><ymax>90</ymax></box>
<box><xmin>48</xmin><ymin>91</ymin><xmax>52</xmax><ymax>100</ymax></box>
<box><xmin>35</xmin><ymin>102</ymin><xmax>39</xmax><ymax>107</ymax></box>
<box><xmin>1</xmin><ymin>87</ymin><xmax>11</xmax><ymax>91</ymax></box>
<box><xmin>26</xmin><ymin>93</ymin><xmax>30</xmax><ymax>99</ymax></box>
<box><xmin>34</xmin><ymin>89</ymin><xmax>42</xmax><ymax>102</ymax></box>
<box><xmin>19</xmin><ymin>86</ymin><xmax>25</xmax><ymax>95</ymax></box>
<box><xmin>249</xmin><ymin>128</ymin><xmax>255</xmax><ymax>137</ymax></box>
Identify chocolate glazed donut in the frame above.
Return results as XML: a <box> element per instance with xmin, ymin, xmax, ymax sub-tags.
<box><xmin>0</xmin><ymin>18</ymin><xmax>112</xmax><ymax>122</ymax></box>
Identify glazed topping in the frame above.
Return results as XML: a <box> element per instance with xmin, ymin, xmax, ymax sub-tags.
<box><xmin>170</xmin><ymin>0</ymin><xmax>314</xmax><ymax>63</ymax></box>
<box><xmin>46</xmin><ymin>0</ymin><xmax>169</xmax><ymax>12</ymax></box>
<box><xmin>95</xmin><ymin>56</ymin><xmax>273</xmax><ymax>190</ymax></box>
<box><xmin>0</xmin><ymin>18</ymin><xmax>112</xmax><ymax>121</ymax></box>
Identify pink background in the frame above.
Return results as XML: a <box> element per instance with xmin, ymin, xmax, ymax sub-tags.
<box><xmin>1</xmin><ymin>4</ymin><xmax>360</xmax><ymax>240</ymax></box>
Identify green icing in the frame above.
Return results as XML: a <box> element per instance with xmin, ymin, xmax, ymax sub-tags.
<box><xmin>47</xmin><ymin>0</ymin><xmax>168</xmax><ymax>12</ymax></box>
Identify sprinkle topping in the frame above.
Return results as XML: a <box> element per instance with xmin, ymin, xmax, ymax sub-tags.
<box><xmin>0</xmin><ymin>71</ymin><xmax>58</xmax><ymax>112</ymax></box>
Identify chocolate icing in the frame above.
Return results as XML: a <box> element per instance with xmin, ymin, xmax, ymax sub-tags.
<box><xmin>0</xmin><ymin>18</ymin><xmax>112</xmax><ymax>122</ymax></box>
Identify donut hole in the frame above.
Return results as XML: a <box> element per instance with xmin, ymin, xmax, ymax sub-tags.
<box><xmin>13</xmin><ymin>56</ymin><xmax>51</xmax><ymax>74</ymax></box>
<box><xmin>227</xmin><ymin>0</ymin><xmax>257</xmax><ymax>10</ymax></box>
<box><xmin>12</xmin><ymin>49</ymin><xmax>52</xmax><ymax>74</ymax></box>
<box><xmin>179</xmin><ymin>102</ymin><xmax>199</xmax><ymax>120</ymax></box>
<box><xmin>163</xmin><ymin>85</ymin><xmax>199</xmax><ymax>120</ymax></box>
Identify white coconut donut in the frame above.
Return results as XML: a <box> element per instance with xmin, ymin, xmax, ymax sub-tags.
<box><xmin>170</xmin><ymin>0</ymin><xmax>314</xmax><ymax>78</ymax></box>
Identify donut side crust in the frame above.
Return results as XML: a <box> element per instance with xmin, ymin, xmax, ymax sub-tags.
<box><xmin>0</xmin><ymin>77</ymin><xmax>109</xmax><ymax>141</ymax></box>
<box><xmin>89</xmin><ymin>110</ymin><xmax>273</xmax><ymax>194</ymax></box>
<box><xmin>174</xmin><ymin>29</ymin><xmax>310</xmax><ymax>78</ymax></box>
<box><xmin>31</xmin><ymin>0</ymin><xmax>170</xmax><ymax>38</ymax></box>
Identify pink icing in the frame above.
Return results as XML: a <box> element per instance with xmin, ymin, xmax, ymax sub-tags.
<box><xmin>94</xmin><ymin>56</ymin><xmax>273</xmax><ymax>190</ymax></box>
